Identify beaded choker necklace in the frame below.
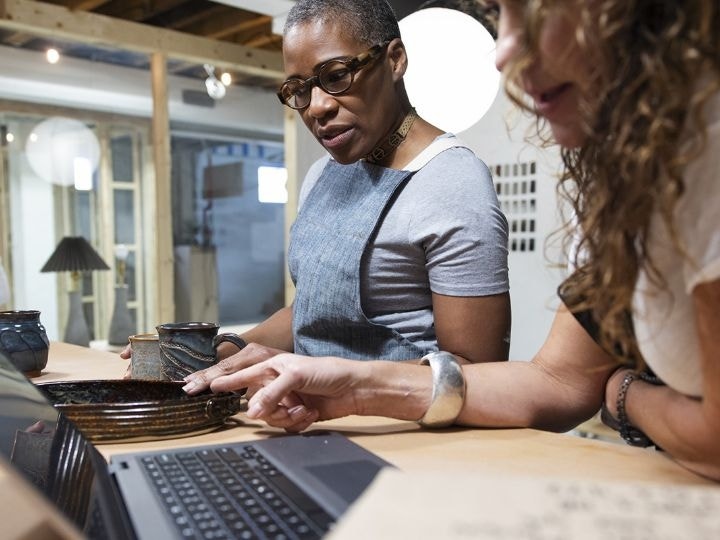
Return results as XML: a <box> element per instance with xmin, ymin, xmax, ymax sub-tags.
<box><xmin>365</xmin><ymin>107</ymin><xmax>417</xmax><ymax>164</ymax></box>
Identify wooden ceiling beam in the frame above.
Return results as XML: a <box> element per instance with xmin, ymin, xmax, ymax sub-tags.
<box><xmin>66</xmin><ymin>0</ymin><xmax>111</xmax><ymax>10</ymax></box>
<box><xmin>99</xmin><ymin>0</ymin><xmax>189</xmax><ymax>22</ymax></box>
<box><xmin>0</xmin><ymin>0</ymin><xmax>283</xmax><ymax>79</ymax></box>
<box><xmin>167</xmin><ymin>4</ymin><xmax>229</xmax><ymax>31</ymax></box>
<box><xmin>3</xmin><ymin>30</ymin><xmax>32</xmax><ymax>45</ymax></box>
<box><xmin>242</xmin><ymin>33</ymin><xmax>280</xmax><ymax>49</ymax></box>
<box><xmin>197</xmin><ymin>13</ymin><xmax>271</xmax><ymax>40</ymax></box>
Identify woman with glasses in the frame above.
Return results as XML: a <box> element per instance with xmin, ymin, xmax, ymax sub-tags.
<box><xmin>180</xmin><ymin>0</ymin><xmax>510</xmax><ymax>388</ymax></box>
<box><xmin>190</xmin><ymin>0</ymin><xmax>720</xmax><ymax>481</ymax></box>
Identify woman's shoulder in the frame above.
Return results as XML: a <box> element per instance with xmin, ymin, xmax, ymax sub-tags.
<box><xmin>411</xmin><ymin>135</ymin><xmax>493</xmax><ymax>187</ymax></box>
<box><xmin>298</xmin><ymin>154</ymin><xmax>332</xmax><ymax>208</ymax></box>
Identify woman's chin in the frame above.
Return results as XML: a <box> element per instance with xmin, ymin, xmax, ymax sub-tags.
<box><xmin>550</xmin><ymin>123</ymin><xmax>586</xmax><ymax>149</ymax></box>
<box><xmin>323</xmin><ymin>148</ymin><xmax>363</xmax><ymax>165</ymax></box>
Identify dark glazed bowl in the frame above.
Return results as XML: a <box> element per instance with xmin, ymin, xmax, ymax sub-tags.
<box><xmin>35</xmin><ymin>380</ymin><xmax>246</xmax><ymax>443</ymax></box>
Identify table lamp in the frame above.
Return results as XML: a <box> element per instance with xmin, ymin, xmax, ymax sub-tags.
<box><xmin>40</xmin><ymin>236</ymin><xmax>110</xmax><ymax>346</ymax></box>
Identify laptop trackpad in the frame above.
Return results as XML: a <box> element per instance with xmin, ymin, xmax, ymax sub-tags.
<box><xmin>305</xmin><ymin>460</ymin><xmax>383</xmax><ymax>503</ymax></box>
<box><xmin>255</xmin><ymin>432</ymin><xmax>392</xmax><ymax>518</ymax></box>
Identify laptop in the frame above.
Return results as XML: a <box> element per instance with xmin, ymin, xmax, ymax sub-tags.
<box><xmin>0</xmin><ymin>352</ymin><xmax>392</xmax><ymax>539</ymax></box>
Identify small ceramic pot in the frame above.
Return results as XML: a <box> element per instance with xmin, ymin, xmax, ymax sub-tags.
<box><xmin>129</xmin><ymin>333</ymin><xmax>163</xmax><ymax>380</ymax></box>
<box><xmin>0</xmin><ymin>310</ymin><xmax>50</xmax><ymax>377</ymax></box>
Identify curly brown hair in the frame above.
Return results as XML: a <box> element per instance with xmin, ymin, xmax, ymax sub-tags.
<box><xmin>496</xmin><ymin>0</ymin><xmax>720</xmax><ymax>366</ymax></box>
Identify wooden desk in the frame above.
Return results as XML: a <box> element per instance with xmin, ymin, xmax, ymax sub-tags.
<box><xmin>2</xmin><ymin>341</ymin><xmax>714</xmax><ymax>539</ymax></box>
<box><xmin>32</xmin><ymin>342</ymin><xmax>712</xmax><ymax>486</ymax></box>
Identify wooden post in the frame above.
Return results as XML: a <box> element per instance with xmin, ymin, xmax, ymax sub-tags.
<box><xmin>0</xmin><ymin>142</ymin><xmax>10</xmax><ymax>306</ymax></box>
<box><xmin>150</xmin><ymin>52</ymin><xmax>174</xmax><ymax>324</ymax></box>
<box><xmin>283</xmin><ymin>108</ymin><xmax>297</xmax><ymax>306</ymax></box>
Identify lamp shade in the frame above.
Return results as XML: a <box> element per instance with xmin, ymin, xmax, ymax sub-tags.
<box><xmin>40</xmin><ymin>236</ymin><xmax>110</xmax><ymax>273</ymax></box>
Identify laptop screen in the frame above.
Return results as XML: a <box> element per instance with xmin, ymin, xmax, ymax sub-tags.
<box><xmin>0</xmin><ymin>352</ymin><xmax>119</xmax><ymax>537</ymax></box>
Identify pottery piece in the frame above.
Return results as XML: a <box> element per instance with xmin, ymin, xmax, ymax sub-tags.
<box><xmin>156</xmin><ymin>322</ymin><xmax>246</xmax><ymax>380</ymax></box>
<box><xmin>107</xmin><ymin>285</ymin><xmax>136</xmax><ymax>346</ymax></box>
<box><xmin>0</xmin><ymin>310</ymin><xmax>50</xmax><ymax>377</ymax></box>
<box><xmin>128</xmin><ymin>333</ymin><xmax>163</xmax><ymax>380</ymax></box>
<box><xmin>35</xmin><ymin>379</ymin><xmax>246</xmax><ymax>442</ymax></box>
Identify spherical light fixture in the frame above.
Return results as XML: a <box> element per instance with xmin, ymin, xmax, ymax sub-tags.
<box><xmin>399</xmin><ymin>7</ymin><xmax>500</xmax><ymax>134</ymax></box>
<box><xmin>25</xmin><ymin>117</ymin><xmax>100</xmax><ymax>189</ymax></box>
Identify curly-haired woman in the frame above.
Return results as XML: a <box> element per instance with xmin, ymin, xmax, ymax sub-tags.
<box><xmin>187</xmin><ymin>1</ymin><xmax>720</xmax><ymax>480</ymax></box>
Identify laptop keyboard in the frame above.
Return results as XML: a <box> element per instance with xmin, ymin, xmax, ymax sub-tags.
<box><xmin>140</xmin><ymin>445</ymin><xmax>335</xmax><ymax>539</ymax></box>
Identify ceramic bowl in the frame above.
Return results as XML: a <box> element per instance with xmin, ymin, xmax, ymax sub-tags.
<box><xmin>35</xmin><ymin>379</ymin><xmax>246</xmax><ymax>443</ymax></box>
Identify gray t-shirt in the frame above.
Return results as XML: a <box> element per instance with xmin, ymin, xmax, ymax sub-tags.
<box><xmin>298</xmin><ymin>134</ymin><xmax>509</xmax><ymax>349</ymax></box>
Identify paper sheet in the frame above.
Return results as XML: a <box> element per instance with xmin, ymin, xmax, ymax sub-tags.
<box><xmin>329</xmin><ymin>469</ymin><xmax>720</xmax><ymax>539</ymax></box>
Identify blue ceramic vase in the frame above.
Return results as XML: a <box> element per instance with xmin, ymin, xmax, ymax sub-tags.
<box><xmin>0</xmin><ymin>310</ymin><xmax>50</xmax><ymax>377</ymax></box>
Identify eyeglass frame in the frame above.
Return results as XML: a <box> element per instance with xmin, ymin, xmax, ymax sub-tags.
<box><xmin>276</xmin><ymin>39</ymin><xmax>393</xmax><ymax>110</ymax></box>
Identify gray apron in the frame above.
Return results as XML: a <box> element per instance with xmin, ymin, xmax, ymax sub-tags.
<box><xmin>288</xmin><ymin>159</ymin><xmax>427</xmax><ymax>360</ymax></box>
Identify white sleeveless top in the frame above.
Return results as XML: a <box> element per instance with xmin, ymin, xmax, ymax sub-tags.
<box><xmin>632</xmin><ymin>88</ymin><xmax>720</xmax><ymax>397</ymax></box>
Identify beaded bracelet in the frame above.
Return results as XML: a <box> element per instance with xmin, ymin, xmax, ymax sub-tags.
<box><xmin>616</xmin><ymin>372</ymin><xmax>654</xmax><ymax>447</ymax></box>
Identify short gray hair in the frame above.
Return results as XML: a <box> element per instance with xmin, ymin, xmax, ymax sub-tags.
<box><xmin>284</xmin><ymin>0</ymin><xmax>401</xmax><ymax>46</ymax></box>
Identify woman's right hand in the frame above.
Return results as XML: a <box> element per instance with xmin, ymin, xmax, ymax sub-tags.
<box><xmin>209</xmin><ymin>353</ymin><xmax>369</xmax><ymax>432</ymax></box>
<box><xmin>182</xmin><ymin>342</ymin><xmax>289</xmax><ymax>395</ymax></box>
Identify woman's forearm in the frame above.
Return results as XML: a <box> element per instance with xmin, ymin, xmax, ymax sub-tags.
<box><xmin>217</xmin><ymin>305</ymin><xmax>294</xmax><ymax>359</ymax></box>
<box><xmin>353</xmin><ymin>360</ymin><xmax>432</xmax><ymax>421</ymax></box>
<box><xmin>626</xmin><ymin>381</ymin><xmax>720</xmax><ymax>480</ymax></box>
<box><xmin>242</xmin><ymin>305</ymin><xmax>294</xmax><ymax>350</ymax></box>
<box><xmin>353</xmin><ymin>358</ymin><xmax>605</xmax><ymax>431</ymax></box>
<box><xmin>354</xmin><ymin>310</ymin><xmax>612</xmax><ymax>430</ymax></box>
<box><xmin>458</xmin><ymin>360</ymin><xmax>605</xmax><ymax>431</ymax></box>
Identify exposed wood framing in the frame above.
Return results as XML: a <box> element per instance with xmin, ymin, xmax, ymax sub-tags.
<box><xmin>99</xmin><ymin>0</ymin><xmax>188</xmax><ymax>21</ymax></box>
<box><xmin>244</xmin><ymin>34</ymin><xmax>280</xmax><ymax>49</ymax></box>
<box><xmin>165</xmin><ymin>4</ymin><xmax>229</xmax><ymax>30</ymax></box>
<box><xmin>150</xmin><ymin>52</ymin><xmax>175</xmax><ymax>323</ymax></box>
<box><xmin>184</xmin><ymin>11</ymin><xmax>271</xmax><ymax>41</ymax></box>
<box><xmin>67</xmin><ymin>0</ymin><xmax>109</xmax><ymax>10</ymax></box>
<box><xmin>0</xmin><ymin>98</ymin><xmax>150</xmax><ymax>127</ymax></box>
<box><xmin>283</xmin><ymin>108</ymin><xmax>297</xmax><ymax>306</ymax></box>
<box><xmin>3</xmin><ymin>31</ymin><xmax>32</xmax><ymax>45</ymax></box>
<box><xmin>0</xmin><ymin>0</ymin><xmax>283</xmax><ymax>79</ymax></box>
<box><xmin>95</xmin><ymin>123</ymin><xmax>113</xmax><ymax>337</ymax></box>
<box><xmin>0</xmin><ymin>144</ymin><xmax>10</xmax><ymax>308</ymax></box>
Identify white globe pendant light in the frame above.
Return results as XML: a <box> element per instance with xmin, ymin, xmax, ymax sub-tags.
<box><xmin>399</xmin><ymin>7</ymin><xmax>500</xmax><ymax>134</ymax></box>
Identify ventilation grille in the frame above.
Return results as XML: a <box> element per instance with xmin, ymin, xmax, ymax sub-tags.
<box><xmin>182</xmin><ymin>89</ymin><xmax>216</xmax><ymax>108</ymax></box>
<box><xmin>492</xmin><ymin>161</ymin><xmax>538</xmax><ymax>253</ymax></box>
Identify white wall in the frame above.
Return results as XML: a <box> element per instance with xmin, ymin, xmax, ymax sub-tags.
<box><xmin>458</xmin><ymin>91</ymin><xmax>566</xmax><ymax>359</ymax></box>
<box><xmin>6</xmin><ymin>142</ymin><xmax>60</xmax><ymax>339</ymax></box>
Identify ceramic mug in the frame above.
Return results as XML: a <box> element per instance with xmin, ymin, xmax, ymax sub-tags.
<box><xmin>0</xmin><ymin>310</ymin><xmax>50</xmax><ymax>377</ymax></box>
<box><xmin>156</xmin><ymin>322</ymin><xmax>245</xmax><ymax>381</ymax></box>
<box><xmin>128</xmin><ymin>333</ymin><xmax>163</xmax><ymax>380</ymax></box>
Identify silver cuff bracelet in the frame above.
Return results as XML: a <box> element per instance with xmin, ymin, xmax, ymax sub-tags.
<box><xmin>417</xmin><ymin>351</ymin><xmax>466</xmax><ymax>428</ymax></box>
